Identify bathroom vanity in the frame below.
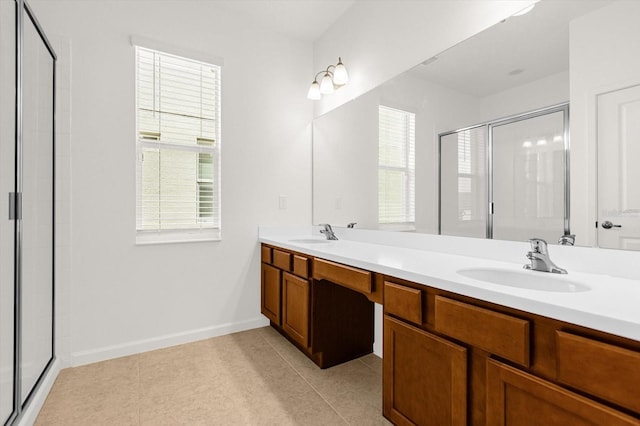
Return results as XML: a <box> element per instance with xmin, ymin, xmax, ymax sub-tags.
<box><xmin>259</xmin><ymin>228</ymin><xmax>640</xmax><ymax>425</ymax></box>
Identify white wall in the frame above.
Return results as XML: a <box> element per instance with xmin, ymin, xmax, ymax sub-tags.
<box><xmin>29</xmin><ymin>0</ymin><xmax>313</xmax><ymax>365</ymax></box>
<box><xmin>313</xmin><ymin>0</ymin><xmax>535</xmax><ymax>116</ymax></box>
<box><xmin>570</xmin><ymin>0</ymin><xmax>640</xmax><ymax>247</ymax></box>
<box><xmin>479</xmin><ymin>70</ymin><xmax>569</xmax><ymax>122</ymax></box>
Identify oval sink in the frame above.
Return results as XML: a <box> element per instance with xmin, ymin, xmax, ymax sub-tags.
<box><xmin>457</xmin><ymin>267</ymin><xmax>590</xmax><ymax>293</ymax></box>
<box><xmin>289</xmin><ymin>238</ymin><xmax>331</xmax><ymax>244</ymax></box>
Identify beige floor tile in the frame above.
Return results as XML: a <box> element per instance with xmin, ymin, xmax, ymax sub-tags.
<box><xmin>259</xmin><ymin>326</ymin><xmax>391</xmax><ymax>425</ymax></box>
<box><xmin>36</xmin><ymin>327</ymin><xmax>387</xmax><ymax>425</ymax></box>
<box><xmin>359</xmin><ymin>353</ymin><xmax>383</xmax><ymax>373</ymax></box>
<box><xmin>35</xmin><ymin>355</ymin><xmax>139</xmax><ymax>426</ymax></box>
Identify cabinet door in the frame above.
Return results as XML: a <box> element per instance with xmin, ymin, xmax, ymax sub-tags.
<box><xmin>486</xmin><ymin>359</ymin><xmax>639</xmax><ymax>426</ymax></box>
<box><xmin>383</xmin><ymin>315</ymin><xmax>467</xmax><ymax>426</ymax></box>
<box><xmin>282</xmin><ymin>272</ymin><xmax>310</xmax><ymax>348</ymax></box>
<box><xmin>261</xmin><ymin>263</ymin><xmax>281</xmax><ymax>325</ymax></box>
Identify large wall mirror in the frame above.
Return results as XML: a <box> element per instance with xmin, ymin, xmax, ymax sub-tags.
<box><xmin>312</xmin><ymin>0</ymin><xmax>640</xmax><ymax>251</ymax></box>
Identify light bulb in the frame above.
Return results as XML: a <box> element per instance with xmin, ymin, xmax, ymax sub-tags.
<box><xmin>333</xmin><ymin>57</ymin><xmax>349</xmax><ymax>86</ymax></box>
<box><xmin>537</xmin><ymin>138</ymin><xmax>547</xmax><ymax>146</ymax></box>
<box><xmin>307</xmin><ymin>81</ymin><xmax>321</xmax><ymax>100</ymax></box>
<box><xmin>320</xmin><ymin>73</ymin><xmax>334</xmax><ymax>94</ymax></box>
<box><xmin>553</xmin><ymin>135</ymin><xmax>563</xmax><ymax>143</ymax></box>
<box><xmin>522</xmin><ymin>140</ymin><xmax>532</xmax><ymax>148</ymax></box>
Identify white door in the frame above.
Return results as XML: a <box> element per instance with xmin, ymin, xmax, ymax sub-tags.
<box><xmin>597</xmin><ymin>84</ymin><xmax>640</xmax><ymax>250</ymax></box>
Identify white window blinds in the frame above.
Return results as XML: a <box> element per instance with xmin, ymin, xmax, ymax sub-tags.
<box><xmin>135</xmin><ymin>46</ymin><xmax>221</xmax><ymax>240</ymax></box>
<box><xmin>378</xmin><ymin>106</ymin><xmax>415</xmax><ymax>225</ymax></box>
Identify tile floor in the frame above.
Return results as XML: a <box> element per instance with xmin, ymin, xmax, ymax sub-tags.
<box><xmin>36</xmin><ymin>327</ymin><xmax>391</xmax><ymax>425</ymax></box>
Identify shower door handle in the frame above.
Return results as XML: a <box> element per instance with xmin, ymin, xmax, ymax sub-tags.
<box><xmin>8</xmin><ymin>192</ymin><xmax>21</xmax><ymax>220</ymax></box>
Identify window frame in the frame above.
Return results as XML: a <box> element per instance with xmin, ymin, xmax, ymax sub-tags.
<box><xmin>132</xmin><ymin>37</ymin><xmax>223</xmax><ymax>244</ymax></box>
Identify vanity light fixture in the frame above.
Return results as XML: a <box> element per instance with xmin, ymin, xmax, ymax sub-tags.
<box><xmin>537</xmin><ymin>138</ymin><xmax>548</xmax><ymax>146</ymax></box>
<box><xmin>522</xmin><ymin>140</ymin><xmax>532</xmax><ymax>148</ymax></box>
<box><xmin>307</xmin><ymin>57</ymin><xmax>349</xmax><ymax>100</ymax></box>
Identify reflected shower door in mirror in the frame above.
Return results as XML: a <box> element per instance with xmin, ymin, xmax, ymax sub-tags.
<box><xmin>597</xmin><ymin>84</ymin><xmax>640</xmax><ymax>250</ymax></box>
<box><xmin>491</xmin><ymin>107</ymin><xmax>568</xmax><ymax>242</ymax></box>
<box><xmin>439</xmin><ymin>105</ymin><xmax>569</xmax><ymax>244</ymax></box>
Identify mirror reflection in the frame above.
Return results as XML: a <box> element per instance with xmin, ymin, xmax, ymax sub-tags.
<box><xmin>313</xmin><ymin>0</ymin><xmax>640</xmax><ymax>250</ymax></box>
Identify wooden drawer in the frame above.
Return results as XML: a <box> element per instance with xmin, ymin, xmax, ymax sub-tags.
<box><xmin>261</xmin><ymin>245</ymin><xmax>272</xmax><ymax>264</ymax></box>
<box><xmin>313</xmin><ymin>258</ymin><xmax>372</xmax><ymax>294</ymax></box>
<box><xmin>272</xmin><ymin>249</ymin><xmax>291</xmax><ymax>271</ymax></box>
<box><xmin>434</xmin><ymin>296</ymin><xmax>530</xmax><ymax>367</ymax></box>
<box><xmin>556</xmin><ymin>331</ymin><xmax>640</xmax><ymax>413</ymax></box>
<box><xmin>384</xmin><ymin>282</ymin><xmax>422</xmax><ymax>325</ymax></box>
<box><xmin>292</xmin><ymin>255</ymin><xmax>309</xmax><ymax>279</ymax></box>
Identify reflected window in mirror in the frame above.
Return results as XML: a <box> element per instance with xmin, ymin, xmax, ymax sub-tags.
<box><xmin>378</xmin><ymin>106</ymin><xmax>415</xmax><ymax>229</ymax></box>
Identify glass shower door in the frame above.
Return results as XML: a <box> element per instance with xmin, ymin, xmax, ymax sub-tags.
<box><xmin>491</xmin><ymin>109</ymin><xmax>567</xmax><ymax>242</ymax></box>
<box><xmin>20</xmin><ymin>3</ymin><xmax>55</xmax><ymax>405</ymax></box>
<box><xmin>0</xmin><ymin>0</ymin><xmax>16</xmax><ymax>422</ymax></box>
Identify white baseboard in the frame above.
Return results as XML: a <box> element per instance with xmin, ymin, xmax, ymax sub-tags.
<box><xmin>70</xmin><ymin>316</ymin><xmax>270</xmax><ymax>367</ymax></box>
<box><xmin>17</xmin><ymin>358</ymin><xmax>61</xmax><ymax>426</ymax></box>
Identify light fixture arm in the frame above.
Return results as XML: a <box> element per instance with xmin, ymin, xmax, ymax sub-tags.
<box><xmin>314</xmin><ymin>68</ymin><xmax>334</xmax><ymax>81</ymax></box>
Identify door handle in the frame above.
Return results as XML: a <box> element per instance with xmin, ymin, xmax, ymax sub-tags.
<box><xmin>601</xmin><ymin>220</ymin><xmax>622</xmax><ymax>229</ymax></box>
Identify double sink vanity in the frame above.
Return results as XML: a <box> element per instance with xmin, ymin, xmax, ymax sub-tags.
<box><xmin>259</xmin><ymin>226</ymin><xmax>640</xmax><ymax>425</ymax></box>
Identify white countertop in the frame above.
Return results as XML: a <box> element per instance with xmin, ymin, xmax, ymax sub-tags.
<box><xmin>259</xmin><ymin>228</ymin><xmax>640</xmax><ymax>342</ymax></box>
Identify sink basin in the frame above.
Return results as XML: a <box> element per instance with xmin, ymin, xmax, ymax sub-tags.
<box><xmin>289</xmin><ymin>238</ymin><xmax>331</xmax><ymax>244</ymax></box>
<box><xmin>457</xmin><ymin>267</ymin><xmax>590</xmax><ymax>293</ymax></box>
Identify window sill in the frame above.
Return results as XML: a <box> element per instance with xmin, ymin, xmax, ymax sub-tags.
<box><xmin>136</xmin><ymin>228</ymin><xmax>221</xmax><ymax>245</ymax></box>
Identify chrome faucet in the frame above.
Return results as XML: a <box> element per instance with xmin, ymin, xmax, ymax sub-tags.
<box><xmin>347</xmin><ymin>222</ymin><xmax>357</xmax><ymax>228</ymax></box>
<box><xmin>558</xmin><ymin>234</ymin><xmax>575</xmax><ymax>246</ymax></box>
<box><xmin>319</xmin><ymin>224</ymin><xmax>338</xmax><ymax>240</ymax></box>
<box><xmin>524</xmin><ymin>238</ymin><xmax>567</xmax><ymax>274</ymax></box>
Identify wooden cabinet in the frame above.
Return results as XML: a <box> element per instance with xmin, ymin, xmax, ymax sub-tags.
<box><xmin>282</xmin><ymin>272</ymin><xmax>310</xmax><ymax>347</ymax></box>
<box><xmin>262</xmin><ymin>243</ymin><xmax>640</xmax><ymax>425</ymax></box>
<box><xmin>383</xmin><ymin>315</ymin><xmax>467</xmax><ymax>426</ymax></box>
<box><xmin>260</xmin><ymin>244</ymin><xmax>374</xmax><ymax>369</ymax></box>
<box><xmin>486</xmin><ymin>359</ymin><xmax>639</xmax><ymax>426</ymax></box>
<box><xmin>382</xmin><ymin>278</ymin><xmax>640</xmax><ymax>425</ymax></box>
<box><xmin>260</xmin><ymin>263</ymin><xmax>281</xmax><ymax>325</ymax></box>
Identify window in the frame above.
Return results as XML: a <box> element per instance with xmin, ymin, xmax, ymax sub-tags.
<box><xmin>378</xmin><ymin>106</ymin><xmax>415</xmax><ymax>226</ymax></box>
<box><xmin>135</xmin><ymin>45</ymin><xmax>221</xmax><ymax>242</ymax></box>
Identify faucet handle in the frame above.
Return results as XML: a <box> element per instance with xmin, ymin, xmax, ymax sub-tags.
<box><xmin>527</xmin><ymin>238</ymin><xmax>548</xmax><ymax>254</ymax></box>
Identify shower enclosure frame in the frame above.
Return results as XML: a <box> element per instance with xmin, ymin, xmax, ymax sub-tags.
<box><xmin>437</xmin><ymin>102</ymin><xmax>570</xmax><ymax>240</ymax></box>
<box><xmin>6</xmin><ymin>0</ymin><xmax>56</xmax><ymax>424</ymax></box>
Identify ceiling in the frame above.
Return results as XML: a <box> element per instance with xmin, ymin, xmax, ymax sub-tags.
<box><xmin>210</xmin><ymin>0</ymin><xmax>357</xmax><ymax>42</ymax></box>
<box><xmin>409</xmin><ymin>0</ymin><xmax>612</xmax><ymax>98</ymax></box>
